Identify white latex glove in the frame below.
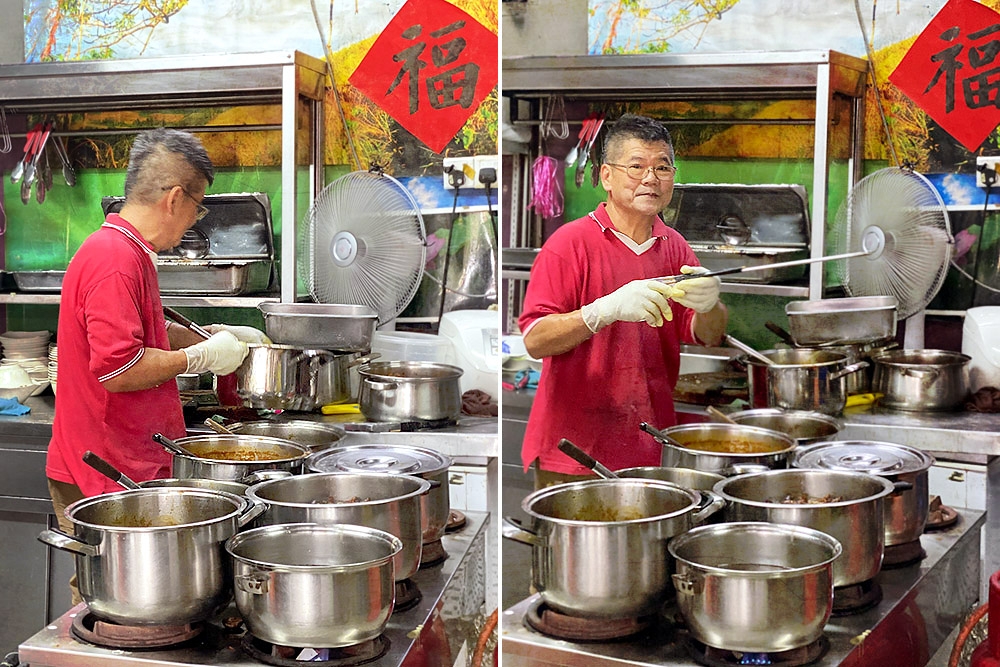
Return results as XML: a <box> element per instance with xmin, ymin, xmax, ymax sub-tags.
<box><xmin>671</xmin><ymin>265</ymin><xmax>721</xmax><ymax>314</ymax></box>
<box><xmin>205</xmin><ymin>323</ymin><xmax>272</xmax><ymax>345</ymax></box>
<box><xmin>183</xmin><ymin>331</ymin><xmax>249</xmax><ymax>375</ymax></box>
<box><xmin>581</xmin><ymin>279</ymin><xmax>678</xmax><ymax>332</ymax></box>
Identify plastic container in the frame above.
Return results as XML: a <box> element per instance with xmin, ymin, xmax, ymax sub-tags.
<box><xmin>371</xmin><ymin>330</ymin><xmax>452</xmax><ymax>364</ymax></box>
<box><xmin>963</xmin><ymin>307</ymin><xmax>1000</xmax><ymax>392</ymax></box>
<box><xmin>438</xmin><ymin>310</ymin><xmax>499</xmax><ymax>396</ymax></box>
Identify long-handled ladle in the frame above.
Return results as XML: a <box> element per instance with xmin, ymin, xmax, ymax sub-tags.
<box><xmin>556</xmin><ymin>438</ymin><xmax>619</xmax><ymax>479</ymax></box>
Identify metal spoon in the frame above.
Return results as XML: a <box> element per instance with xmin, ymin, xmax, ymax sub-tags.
<box><xmin>152</xmin><ymin>432</ymin><xmax>195</xmax><ymax>457</ymax></box>
<box><xmin>705</xmin><ymin>405</ymin><xmax>738</xmax><ymax>424</ymax></box>
<box><xmin>724</xmin><ymin>334</ymin><xmax>776</xmax><ymax>366</ymax></box>
<box><xmin>556</xmin><ymin>438</ymin><xmax>618</xmax><ymax>479</ymax></box>
<box><xmin>82</xmin><ymin>450</ymin><xmax>140</xmax><ymax>489</ymax></box>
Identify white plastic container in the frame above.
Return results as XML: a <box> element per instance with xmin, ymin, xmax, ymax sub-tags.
<box><xmin>371</xmin><ymin>330</ymin><xmax>452</xmax><ymax>363</ymax></box>
<box><xmin>439</xmin><ymin>310</ymin><xmax>500</xmax><ymax>397</ymax></box>
<box><xmin>962</xmin><ymin>307</ymin><xmax>1000</xmax><ymax>392</ymax></box>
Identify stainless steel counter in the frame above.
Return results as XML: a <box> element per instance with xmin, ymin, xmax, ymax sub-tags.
<box><xmin>19</xmin><ymin>511</ymin><xmax>489</xmax><ymax>667</ymax></box>
<box><xmin>502</xmin><ymin>508</ymin><xmax>985</xmax><ymax>667</ymax></box>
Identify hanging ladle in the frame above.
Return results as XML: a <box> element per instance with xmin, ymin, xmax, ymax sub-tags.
<box><xmin>82</xmin><ymin>450</ymin><xmax>141</xmax><ymax>490</ymax></box>
<box><xmin>152</xmin><ymin>432</ymin><xmax>197</xmax><ymax>457</ymax></box>
<box><xmin>556</xmin><ymin>438</ymin><xmax>619</xmax><ymax>479</ymax></box>
<box><xmin>724</xmin><ymin>334</ymin><xmax>776</xmax><ymax>367</ymax></box>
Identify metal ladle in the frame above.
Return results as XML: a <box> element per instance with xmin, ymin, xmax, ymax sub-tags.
<box><xmin>152</xmin><ymin>432</ymin><xmax>196</xmax><ymax>457</ymax></box>
<box><xmin>556</xmin><ymin>438</ymin><xmax>619</xmax><ymax>479</ymax></box>
<box><xmin>82</xmin><ymin>450</ymin><xmax>140</xmax><ymax>489</ymax></box>
<box><xmin>639</xmin><ymin>421</ymin><xmax>688</xmax><ymax>449</ymax></box>
<box><xmin>724</xmin><ymin>334</ymin><xmax>776</xmax><ymax>366</ymax></box>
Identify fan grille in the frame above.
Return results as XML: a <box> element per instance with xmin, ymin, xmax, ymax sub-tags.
<box><xmin>299</xmin><ymin>171</ymin><xmax>426</xmax><ymax>324</ymax></box>
<box><xmin>833</xmin><ymin>168</ymin><xmax>952</xmax><ymax>319</ymax></box>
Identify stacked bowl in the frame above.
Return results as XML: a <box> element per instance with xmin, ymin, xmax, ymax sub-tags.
<box><xmin>0</xmin><ymin>331</ymin><xmax>51</xmax><ymax>397</ymax></box>
<box><xmin>48</xmin><ymin>344</ymin><xmax>58</xmax><ymax>396</ymax></box>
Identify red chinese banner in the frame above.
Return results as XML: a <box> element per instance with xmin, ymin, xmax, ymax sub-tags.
<box><xmin>889</xmin><ymin>0</ymin><xmax>1000</xmax><ymax>152</ymax></box>
<box><xmin>350</xmin><ymin>0</ymin><xmax>498</xmax><ymax>153</ymax></box>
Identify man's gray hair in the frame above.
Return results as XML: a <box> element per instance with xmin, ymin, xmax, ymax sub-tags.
<box><xmin>602</xmin><ymin>113</ymin><xmax>675</xmax><ymax>165</ymax></box>
<box><xmin>124</xmin><ymin>128</ymin><xmax>215</xmax><ymax>204</ymax></box>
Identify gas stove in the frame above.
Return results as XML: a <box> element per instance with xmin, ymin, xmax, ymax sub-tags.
<box><xmin>502</xmin><ymin>508</ymin><xmax>984</xmax><ymax>667</ymax></box>
<box><xmin>18</xmin><ymin>512</ymin><xmax>489</xmax><ymax>667</ymax></box>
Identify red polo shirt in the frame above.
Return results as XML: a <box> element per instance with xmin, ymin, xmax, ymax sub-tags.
<box><xmin>47</xmin><ymin>214</ymin><xmax>185</xmax><ymax>496</ymax></box>
<box><xmin>518</xmin><ymin>204</ymin><xmax>700</xmax><ymax>474</ymax></box>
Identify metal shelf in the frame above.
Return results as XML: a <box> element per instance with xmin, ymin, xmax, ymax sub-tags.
<box><xmin>502</xmin><ymin>49</ymin><xmax>868</xmax><ymax>302</ymax></box>
<box><xmin>0</xmin><ymin>51</ymin><xmax>328</xmax><ymax>304</ymax></box>
<box><xmin>0</xmin><ymin>293</ymin><xmax>280</xmax><ymax>307</ymax></box>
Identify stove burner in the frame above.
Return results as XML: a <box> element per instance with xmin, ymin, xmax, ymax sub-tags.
<box><xmin>446</xmin><ymin>509</ymin><xmax>467</xmax><ymax>533</ymax></box>
<box><xmin>524</xmin><ymin>599</ymin><xmax>653</xmax><ymax>641</ymax></box>
<box><xmin>241</xmin><ymin>633</ymin><xmax>389</xmax><ymax>667</ymax></box>
<box><xmin>71</xmin><ymin>610</ymin><xmax>202</xmax><ymax>649</ymax></box>
<box><xmin>882</xmin><ymin>538</ymin><xmax>927</xmax><ymax>569</ymax></box>
<box><xmin>687</xmin><ymin>636</ymin><xmax>829</xmax><ymax>667</ymax></box>
<box><xmin>832</xmin><ymin>579</ymin><xmax>882</xmax><ymax>616</ymax></box>
<box><xmin>395</xmin><ymin>578</ymin><xmax>422</xmax><ymax>612</ymax></box>
<box><xmin>925</xmin><ymin>503</ymin><xmax>959</xmax><ymax>531</ymax></box>
<box><xmin>419</xmin><ymin>539</ymin><xmax>449</xmax><ymax>568</ymax></box>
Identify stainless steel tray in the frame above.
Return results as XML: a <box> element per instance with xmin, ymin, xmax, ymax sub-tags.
<box><xmin>259</xmin><ymin>302</ymin><xmax>378</xmax><ymax>351</ymax></box>
<box><xmin>12</xmin><ymin>270</ymin><xmax>66</xmax><ymax>292</ymax></box>
<box><xmin>689</xmin><ymin>245</ymin><xmax>809</xmax><ymax>283</ymax></box>
<box><xmin>786</xmin><ymin>296</ymin><xmax>898</xmax><ymax>345</ymax></box>
<box><xmin>157</xmin><ymin>259</ymin><xmax>273</xmax><ymax>295</ymax></box>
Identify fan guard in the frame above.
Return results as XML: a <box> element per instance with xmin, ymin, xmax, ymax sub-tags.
<box><xmin>832</xmin><ymin>167</ymin><xmax>953</xmax><ymax>320</ymax></box>
<box><xmin>299</xmin><ymin>170</ymin><xmax>426</xmax><ymax>324</ymax></box>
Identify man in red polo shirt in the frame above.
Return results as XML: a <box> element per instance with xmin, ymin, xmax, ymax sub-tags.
<box><xmin>46</xmin><ymin>128</ymin><xmax>253</xmax><ymax>603</ymax></box>
<box><xmin>519</xmin><ymin>114</ymin><xmax>729</xmax><ymax>488</ymax></box>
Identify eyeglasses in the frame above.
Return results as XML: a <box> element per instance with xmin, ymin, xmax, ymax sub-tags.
<box><xmin>606</xmin><ymin>163</ymin><xmax>678</xmax><ymax>181</ymax></box>
<box><xmin>163</xmin><ymin>185</ymin><xmax>209</xmax><ymax>220</ymax></box>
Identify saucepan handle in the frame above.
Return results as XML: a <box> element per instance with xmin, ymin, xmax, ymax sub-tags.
<box><xmin>829</xmin><ymin>361</ymin><xmax>870</xmax><ymax>382</ymax></box>
<box><xmin>502</xmin><ymin>516</ymin><xmax>545</xmax><ymax>547</ymax></box>
<box><xmin>37</xmin><ymin>528</ymin><xmax>99</xmax><ymax>557</ymax></box>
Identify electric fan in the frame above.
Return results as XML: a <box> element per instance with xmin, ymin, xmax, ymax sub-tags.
<box><xmin>300</xmin><ymin>169</ymin><xmax>427</xmax><ymax>324</ymax></box>
<box><xmin>830</xmin><ymin>167</ymin><xmax>953</xmax><ymax>348</ymax></box>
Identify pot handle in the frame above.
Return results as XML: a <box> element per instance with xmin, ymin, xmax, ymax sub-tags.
<box><xmin>363</xmin><ymin>378</ymin><xmax>399</xmax><ymax>392</ymax></box>
<box><xmin>502</xmin><ymin>516</ymin><xmax>545</xmax><ymax>547</ymax></box>
<box><xmin>236</xmin><ymin>499</ymin><xmax>268</xmax><ymax>528</ymax></box>
<box><xmin>722</xmin><ymin>463</ymin><xmax>771</xmax><ymax>476</ymax></box>
<box><xmin>241</xmin><ymin>469</ymin><xmax>293</xmax><ymax>485</ymax></box>
<box><xmin>829</xmin><ymin>360</ymin><xmax>870</xmax><ymax>381</ymax></box>
<box><xmin>347</xmin><ymin>353</ymin><xmax>380</xmax><ymax>369</ymax></box>
<box><xmin>691</xmin><ymin>490</ymin><xmax>726</xmax><ymax>525</ymax></box>
<box><xmin>235</xmin><ymin>573</ymin><xmax>269</xmax><ymax>595</ymax></box>
<box><xmin>891</xmin><ymin>480</ymin><xmax>915</xmax><ymax>495</ymax></box>
<box><xmin>671</xmin><ymin>572</ymin><xmax>702</xmax><ymax>596</ymax></box>
<box><xmin>37</xmin><ymin>528</ymin><xmax>99</xmax><ymax>557</ymax></box>
<box><xmin>900</xmin><ymin>366</ymin><xmax>940</xmax><ymax>386</ymax></box>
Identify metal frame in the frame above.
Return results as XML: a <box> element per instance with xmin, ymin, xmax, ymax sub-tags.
<box><xmin>502</xmin><ymin>49</ymin><xmax>869</xmax><ymax>299</ymax></box>
<box><xmin>0</xmin><ymin>50</ymin><xmax>328</xmax><ymax>305</ymax></box>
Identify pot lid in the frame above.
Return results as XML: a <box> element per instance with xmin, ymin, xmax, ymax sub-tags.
<box><xmin>793</xmin><ymin>441</ymin><xmax>933</xmax><ymax>475</ymax></box>
<box><xmin>309</xmin><ymin>444</ymin><xmax>451</xmax><ymax>476</ymax></box>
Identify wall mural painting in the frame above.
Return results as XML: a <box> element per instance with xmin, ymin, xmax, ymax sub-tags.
<box><xmin>587</xmin><ymin>0</ymin><xmax>1000</xmax><ymax>171</ymax></box>
<box><xmin>22</xmin><ymin>0</ymin><xmax>498</xmax><ymax>178</ymax></box>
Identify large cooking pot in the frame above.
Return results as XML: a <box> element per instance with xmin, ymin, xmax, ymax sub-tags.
<box><xmin>669</xmin><ymin>522</ymin><xmax>841</xmax><ymax>653</ymax></box>
<box><xmin>792</xmin><ymin>440</ymin><xmax>934</xmax><ymax>547</ymax></box>
<box><xmin>745</xmin><ymin>348</ymin><xmax>869</xmax><ymax>415</ymax></box>
<box><xmin>166</xmin><ymin>434</ymin><xmax>310</xmax><ymax>483</ymax></box>
<box><xmin>871</xmin><ymin>349</ymin><xmax>971</xmax><ymax>411</ymax></box>
<box><xmin>648</xmin><ymin>422</ymin><xmax>797</xmax><ymax>475</ymax></box>
<box><xmin>138</xmin><ymin>477</ymin><xmax>249</xmax><ymax>497</ymax></box>
<box><xmin>616</xmin><ymin>466</ymin><xmax>724</xmax><ymax>492</ymax></box>
<box><xmin>226</xmin><ymin>420</ymin><xmax>345</xmax><ymax>452</ymax></box>
<box><xmin>357</xmin><ymin>361</ymin><xmax>463</xmax><ymax>422</ymax></box>
<box><xmin>713</xmin><ymin>469</ymin><xmax>894</xmax><ymax>586</ymax></box>
<box><xmin>227</xmin><ymin>523</ymin><xmax>401</xmax><ymax>648</ymax></box>
<box><xmin>502</xmin><ymin>478</ymin><xmax>724</xmax><ymax>619</ymax></box>
<box><xmin>37</xmin><ymin>487</ymin><xmax>263</xmax><ymax>625</ymax></box>
<box><xmin>246</xmin><ymin>472</ymin><xmax>429</xmax><ymax>581</ymax></box>
<box><xmin>235</xmin><ymin>344</ymin><xmax>370</xmax><ymax>411</ymax></box>
<box><xmin>308</xmin><ymin>444</ymin><xmax>453</xmax><ymax>545</ymax></box>
<box><xmin>726</xmin><ymin>408</ymin><xmax>842</xmax><ymax>445</ymax></box>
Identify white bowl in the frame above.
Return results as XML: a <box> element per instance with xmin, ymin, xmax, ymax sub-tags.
<box><xmin>28</xmin><ymin>381</ymin><xmax>49</xmax><ymax>397</ymax></box>
<box><xmin>0</xmin><ymin>385</ymin><xmax>38</xmax><ymax>403</ymax></box>
<box><xmin>0</xmin><ymin>365</ymin><xmax>33</xmax><ymax>388</ymax></box>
